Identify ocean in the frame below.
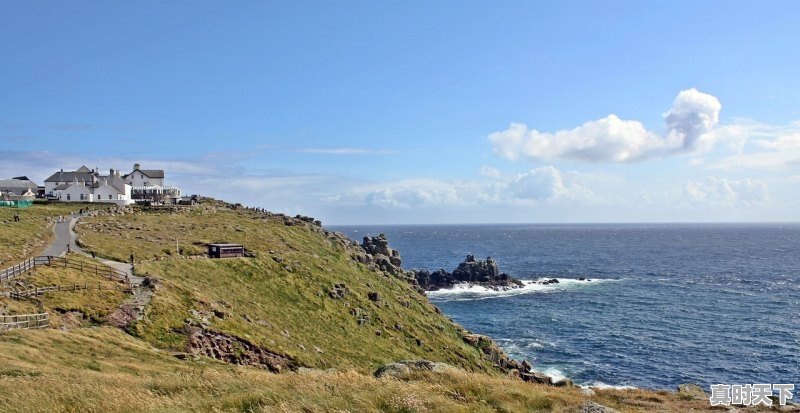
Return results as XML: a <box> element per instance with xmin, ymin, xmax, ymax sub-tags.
<box><xmin>331</xmin><ymin>223</ymin><xmax>800</xmax><ymax>389</ymax></box>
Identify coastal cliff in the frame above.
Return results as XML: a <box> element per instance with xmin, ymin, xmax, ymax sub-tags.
<box><xmin>0</xmin><ymin>201</ymin><xmax>728</xmax><ymax>412</ymax></box>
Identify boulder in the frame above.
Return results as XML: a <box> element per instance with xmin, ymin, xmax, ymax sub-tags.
<box><xmin>374</xmin><ymin>360</ymin><xmax>458</xmax><ymax>379</ymax></box>
<box><xmin>677</xmin><ymin>383</ymin><xmax>706</xmax><ymax>400</ymax></box>
<box><xmin>580</xmin><ymin>401</ymin><xmax>621</xmax><ymax>413</ymax></box>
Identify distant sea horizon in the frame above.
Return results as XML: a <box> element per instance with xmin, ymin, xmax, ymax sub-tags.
<box><xmin>331</xmin><ymin>222</ymin><xmax>800</xmax><ymax>389</ymax></box>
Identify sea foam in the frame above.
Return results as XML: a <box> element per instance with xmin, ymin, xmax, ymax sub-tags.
<box><xmin>426</xmin><ymin>277</ymin><xmax>619</xmax><ymax>301</ymax></box>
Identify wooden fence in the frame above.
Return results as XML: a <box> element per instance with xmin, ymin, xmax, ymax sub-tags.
<box><xmin>0</xmin><ymin>256</ymin><xmax>129</xmax><ymax>286</ymax></box>
<box><xmin>0</xmin><ymin>313</ymin><xmax>49</xmax><ymax>331</ymax></box>
<box><xmin>0</xmin><ymin>258</ymin><xmax>35</xmax><ymax>282</ymax></box>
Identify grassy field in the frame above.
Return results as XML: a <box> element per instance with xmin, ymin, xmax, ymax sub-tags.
<box><xmin>0</xmin><ymin>327</ymin><xmax>720</xmax><ymax>413</ymax></box>
<box><xmin>79</xmin><ymin>205</ymin><xmax>500</xmax><ymax>372</ymax></box>
<box><xmin>0</xmin><ymin>203</ymin><xmax>89</xmax><ymax>267</ymax></box>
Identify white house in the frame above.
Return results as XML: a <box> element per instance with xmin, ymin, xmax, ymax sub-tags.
<box><xmin>123</xmin><ymin>163</ymin><xmax>181</xmax><ymax>203</ymax></box>
<box><xmin>44</xmin><ymin>166</ymin><xmax>96</xmax><ymax>196</ymax></box>
<box><xmin>124</xmin><ymin>163</ymin><xmax>164</xmax><ymax>187</ymax></box>
<box><xmin>47</xmin><ymin>166</ymin><xmax>133</xmax><ymax>205</ymax></box>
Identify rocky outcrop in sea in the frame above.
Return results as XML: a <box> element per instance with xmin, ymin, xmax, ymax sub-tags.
<box><xmin>412</xmin><ymin>255</ymin><xmax>524</xmax><ymax>291</ymax></box>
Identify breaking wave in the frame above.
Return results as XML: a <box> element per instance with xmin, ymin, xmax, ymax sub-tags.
<box><xmin>426</xmin><ymin>277</ymin><xmax>620</xmax><ymax>301</ymax></box>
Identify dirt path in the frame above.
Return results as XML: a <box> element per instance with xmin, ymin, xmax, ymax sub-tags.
<box><xmin>64</xmin><ymin>214</ymin><xmax>153</xmax><ymax>326</ymax></box>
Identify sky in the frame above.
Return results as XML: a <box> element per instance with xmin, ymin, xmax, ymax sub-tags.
<box><xmin>1</xmin><ymin>1</ymin><xmax>799</xmax><ymax>224</ymax></box>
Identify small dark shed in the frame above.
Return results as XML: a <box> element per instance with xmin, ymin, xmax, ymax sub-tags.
<box><xmin>207</xmin><ymin>243</ymin><xmax>245</xmax><ymax>258</ymax></box>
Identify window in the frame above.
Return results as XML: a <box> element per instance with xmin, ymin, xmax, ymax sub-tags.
<box><xmin>80</xmin><ymin>194</ymin><xmax>84</xmax><ymax>200</ymax></box>
<box><xmin>109</xmin><ymin>194</ymin><xmax>112</xmax><ymax>200</ymax></box>
<box><xmin>67</xmin><ymin>194</ymin><xmax>71</xmax><ymax>200</ymax></box>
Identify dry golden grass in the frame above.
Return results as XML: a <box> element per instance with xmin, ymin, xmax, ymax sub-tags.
<box><xmin>0</xmin><ymin>253</ymin><xmax>127</xmax><ymax>326</ymax></box>
<box><xmin>0</xmin><ymin>327</ymin><xmax>727</xmax><ymax>413</ymax></box>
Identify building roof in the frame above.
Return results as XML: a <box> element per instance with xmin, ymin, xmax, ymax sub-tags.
<box><xmin>95</xmin><ymin>174</ymin><xmax>128</xmax><ymax>193</ymax></box>
<box><xmin>53</xmin><ymin>182</ymin><xmax>92</xmax><ymax>193</ymax></box>
<box><xmin>207</xmin><ymin>243</ymin><xmax>243</xmax><ymax>248</ymax></box>
<box><xmin>0</xmin><ymin>178</ymin><xmax>39</xmax><ymax>195</ymax></box>
<box><xmin>125</xmin><ymin>168</ymin><xmax>165</xmax><ymax>179</ymax></box>
<box><xmin>45</xmin><ymin>167</ymin><xmax>98</xmax><ymax>183</ymax></box>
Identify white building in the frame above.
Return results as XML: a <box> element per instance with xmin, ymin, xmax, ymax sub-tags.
<box><xmin>123</xmin><ymin>163</ymin><xmax>181</xmax><ymax>204</ymax></box>
<box><xmin>46</xmin><ymin>166</ymin><xmax>133</xmax><ymax>205</ymax></box>
<box><xmin>124</xmin><ymin>163</ymin><xmax>165</xmax><ymax>187</ymax></box>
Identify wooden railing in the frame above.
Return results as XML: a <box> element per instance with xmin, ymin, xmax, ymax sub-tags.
<box><xmin>0</xmin><ymin>313</ymin><xmax>49</xmax><ymax>331</ymax></box>
<box><xmin>0</xmin><ymin>256</ymin><xmax>129</xmax><ymax>286</ymax></box>
<box><xmin>0</xmin><ymin>258</ymin><xmax>35</xmax><ymax>282</ymax></box>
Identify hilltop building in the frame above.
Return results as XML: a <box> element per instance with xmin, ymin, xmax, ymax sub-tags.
<box><xmin>123</xmin><ymin>163</ymin><xmax>182</xmax><ymax>204</ymax></box>
<box><xmin>44</xmin><ymin>166</ymin><xmax>133</xmax><ymax>205</ymax></box>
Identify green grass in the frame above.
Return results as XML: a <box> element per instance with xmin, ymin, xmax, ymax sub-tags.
<box><xmin>0</xmin><ymin>203</ymin><xmax>90</xmax><ymax>266</ymax></box>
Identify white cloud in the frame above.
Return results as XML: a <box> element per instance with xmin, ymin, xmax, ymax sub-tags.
<box><xmin>684</xmin><ymin>177</ymin><xmax>769</xmax><ymax>206</ymax></box>
<box><xmin>756</xmin><ymin>134</ymin><xmax>800</xmax><ymax>151</ymax></box>
<box><xmin>489</xmin><ymin>88</ymin><xmax>721</xmax><ymax>163</ymax></box>
<box><xmin>332</xmin><ymin>166</ymin><xmax>598</xmax><ymax>209</ymax></box>
<box><xmin>479</xmin><ymin>165</ymin><xmax>502</xmax><ymax>178</ymax></box>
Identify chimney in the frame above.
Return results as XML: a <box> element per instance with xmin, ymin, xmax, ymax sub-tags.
<box><xmin>110</xmin><ymin>168</ymin><xmax>115</xmax><ymax>176</ymax></box>
<box><xmin>134</xmin><ymin>163</ymin><xmax>140</xmax><ymax>171</ymax></box>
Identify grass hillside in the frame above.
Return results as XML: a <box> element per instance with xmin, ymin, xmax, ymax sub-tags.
<box><xmin>0</xmin><ymin>327</ymin><xmax>718</xmax><ymax>413</ymax></box>
<box><xmin>0</xmin><ymin>203</ymin><xmax>735</xmax><ymax>412</ymax></box>
<box><xmin>77</xmin><ymin>204</ymin><xmax>500</xmax><ymax>373</ymax></box>
<box><xmin>0</xmin><ymin>203</ymin><xmax>87</xmax><ymax>266</ymax></box>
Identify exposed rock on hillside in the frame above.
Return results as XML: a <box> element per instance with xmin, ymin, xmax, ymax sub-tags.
<box><xmin>374</xmin><ymin>360</ymin><xmax>459</xmax><ymax>378</ymax></box>
<box><xmin>186</xmin><ymin>326</ymin><xmax>299</xmax><ymax>373</ymax></box>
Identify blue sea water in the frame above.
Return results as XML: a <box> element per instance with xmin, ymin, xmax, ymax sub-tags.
<box><xmin>331</xmin><ymin>224</ymin><xmax>800</xmax><ymax>389</ymax></box>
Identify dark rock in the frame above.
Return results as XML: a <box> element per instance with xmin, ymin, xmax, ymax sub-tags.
<box><xmin>367</xmin><ymin>291</ymin><xmax>380</xmax><ymax>302</ymax></box>
<box><xmin>521</xmin><ymin>360</ymin><xmax>532</xmax><ymax>372</ymax></box>
<box><xmin>329</xmin><ymin>283</ymin><xmax>349</xmax><ymax>299</ymax></box>
<box><xmin>551</xmin><ymin>378</ymin><xmax>573</xmax><ymax>387</ymax></box>
<box><xmin>412</xmin><ymin>255</ymin><xmax>524</xmax><ymax>292</ymax></box>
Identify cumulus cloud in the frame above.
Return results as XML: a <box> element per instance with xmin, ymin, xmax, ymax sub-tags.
<box><xmin>684</xmin><ymin>177</ymin><xmax>769</xmax><ymax>206</ymax></box>
<box><xmin>489</xmin><ymin>88</ymin><xmax>722</xmax><ymax>163</ymax></box>
<box><xmin>332</xmin><ymin>166</ymin><xmax>597</xmax><ymax>209</ymax></box>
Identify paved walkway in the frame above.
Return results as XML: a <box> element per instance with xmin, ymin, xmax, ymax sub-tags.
<box><xmin>38</xmin><ymin>213</ymin><xmax>144</xmax><ymax>285</ymax></box>
<box><xmin>39</xmin><ymin>214</ymin><xmax>78</xmax><ymax>257</ymax></box>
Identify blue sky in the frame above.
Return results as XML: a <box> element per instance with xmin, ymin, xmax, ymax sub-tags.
<box><xmin>2</xmin><ymin>1</ymin><xmax>799</xmax><ymax>224</ymax></box>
